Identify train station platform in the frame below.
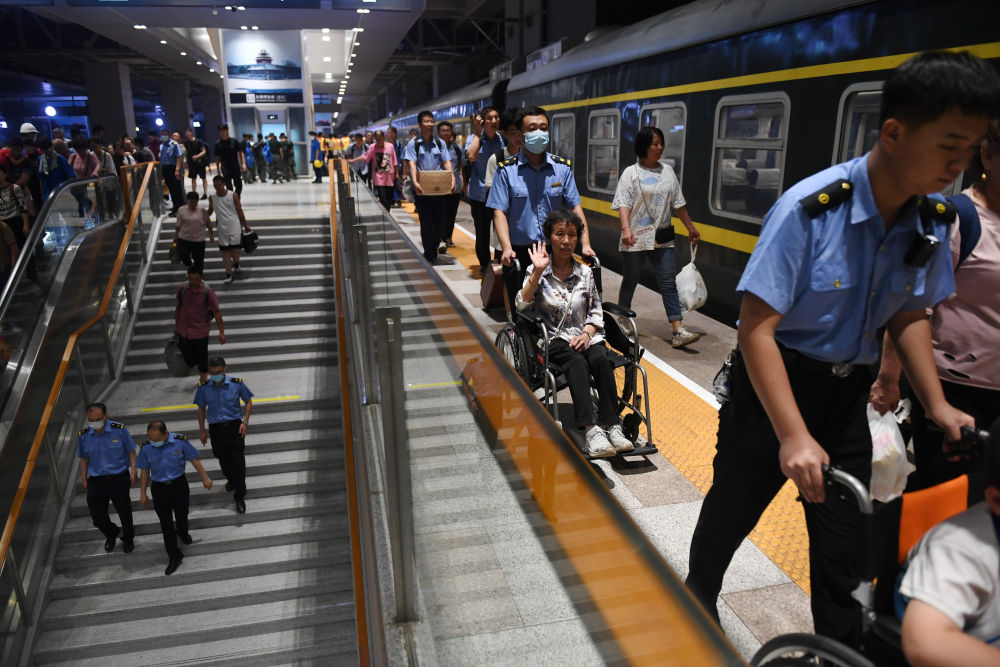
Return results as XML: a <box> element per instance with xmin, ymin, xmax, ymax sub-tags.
<box><xmin>0</xmin><ymin>162</ymin><xmax>810</xmax><ymax>665</ymax></box>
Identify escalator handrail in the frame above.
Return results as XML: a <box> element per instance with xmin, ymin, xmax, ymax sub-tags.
<box><xmin>0</xmin><ymin>172</ymin><xmax>123</xmax><ymax>323</ymax></box>
<box><xmin>0</xmin><ymin>162</ymin><xmax>155</xmax><ymax>582</ymax></box>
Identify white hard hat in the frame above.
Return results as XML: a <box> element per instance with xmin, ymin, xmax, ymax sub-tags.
<box><xmin>20</xmin><ymin>123</ymin><xmax>38</xmax><ymax>134</ymax></box>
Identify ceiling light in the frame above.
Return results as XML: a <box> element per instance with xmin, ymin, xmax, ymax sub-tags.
<box><xmin>196</xmin><ymin>61</ymin><xmax>203</xmax><ymax>65</ymax></box>
<box><xmin>357</xmin><ymin>8</ymin><xmax>370</xmax><ymax>13</ymax></box>
<box><xmin>251</xmin><ymin>26</ymin><xmax>259</xmax><ymax>30</ymax></box>
<box><xmin>352</xmin><ymin>27</ymin><xmax>364</xmax><ymax>32</ymax></box>
<box><xmin>44</xmin><ymin>105</ymin><xmax>56</xmax><ymax>117</ymax></box>
<box><xmin>133</xmin><ymin>24</ymin><xmax>147</xmax><ymax>30</ymax></box>
<box><xmin>219</xmin><ymin>75</ymin><xmax>224</xmax><ymax>79</ymax></box>
<box><xmin>322</xmin><ymin>56</ymin><xmax>331</xmax><ymax>62</ymax></box>
<box><xmin>237</xmin><ymin>5</ymin><xmax>245</xmax><ymax>9</ymax></box>
<box><xmin>209</xmin><ymin>68</ymin><xmax>215</xmax><ymax>72</ymax></box>
<box><xmin>321</xmin><ymin>35</ymin><xmax>330</xmax><ymax>42</ymax></box>
<box><xmin>333</xmin><ymin>112</ymin><xmax>339</xmax><ymax>119</ymax></box>
<box><xmin>155</xmin><ymin>118</ymin><xmax>164</xmax><ymax>127</ymax></box>
<box><xmin>325</xmin><ymin>72</ymin><xmax>333</xmax><ymax>77</ymax></box>
<box><xmin>240</xmin><ymin>25</ymin><xmax>248</xmax><ymax>30</ymax></box>
<box><xmin>321</xmin><ymin>28</ymin><xmax>330</xmax><ymax>33</ymax></box>
<box><xmin>159</xmin><ymin>40</ymin><xmax>167</xmax><ymax>44</ymax></box>
<box><xmin>337</xmin><ymin>97</ymin><xmax>343</xmax><ymax>103</ymax></box>
<box><xmin>180</xmin><ymin>51</ymin><xmax>187</xmax><ymax>56</ymax></box>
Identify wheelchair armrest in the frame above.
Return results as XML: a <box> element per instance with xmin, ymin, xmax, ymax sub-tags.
<box><xmin>602</xmin><ymin>302</ymin><xmax>636</xmax><ymax>319</ymax></box>
<box><xmin>580</xmin><ymin>253</ymin><xmax>600</xmax><ymax>270</ymax></box>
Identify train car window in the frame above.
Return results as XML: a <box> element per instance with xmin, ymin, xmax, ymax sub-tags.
<box><xmin>551</xmin><ymin>113</ymin><xmax>576</xmax><ymax>163</ymax></box>
<box><xmin>833</xmin><ymin>82</ymin><xmax>883</xmax><ymax>164</ymax></box>
<box><xmin>710</xmin><ymin>93</ymin><xmax>790</xmax><ymax>223</ymax></box>
<box><xmin>639</xmin><ymin>103</ymin><xmax>687</xmax><ymax>184</ymax></box>
<box><xmin>588</xmin><ymin>110</ymin><xmax>621</xmax><ymax>194</ymax></box>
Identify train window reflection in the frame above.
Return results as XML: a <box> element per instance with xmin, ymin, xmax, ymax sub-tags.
<box><xmin>710</xmin><ymin>93</ymin><xmax>790</xmax><ymax>223</ymax></box>
<box><xmin>551</xmin><ymin>113</ymin><xmax>575</xmax><ymax>163</ymax></box>
<box><xmin>639</xmin><ymin>103</ymin><xmax>687</xmax><ymax>184</ymax></box>
<box><xmin>588</xmin><ymin>109</ymin><xmax>620</xmax><ymax>193</ymax></box>
<box><xmin>836</xmin><ymin>86</ymin><xmax>882</xmax><ymax>163</ymax></box>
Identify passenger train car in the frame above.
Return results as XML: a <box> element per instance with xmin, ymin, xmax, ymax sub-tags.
<box><xmin>369</xmin><ymin>0</ymin><xmax>999</xmax><ymax>324</ymax></box>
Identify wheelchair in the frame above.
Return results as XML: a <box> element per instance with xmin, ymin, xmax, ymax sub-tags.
<box><xmin>752</xmin><ymin>425</ymin><xmax>991</xmax><ymax>667</ymax></box>
<box><xmin>494</xmin><ymin>255</ymin><xmax>657</xmax><ymax>459</ymax></box>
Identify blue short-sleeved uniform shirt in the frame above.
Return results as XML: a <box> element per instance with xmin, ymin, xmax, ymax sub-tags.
<box><xmin>78</xmin><ymin>421</ymin><xmax>136</xmax><ymax>476</ymax></box>
<box><xmin>738</xmin><ymin>154</ymin><xmax>956</xmax><ymax>365</ymax></box>
<box><xmin>465</xmin><ymin>132</ymin><xmax>505</xmax><ymax>202</ymax></box>
<box><xmin>486</xmin><ymin>152</ymin><xmax>582</xmax><ymax>246</ymax></box>
<box><xmin>160</xmin><ymin>140</ymin><xmax>180</xmax><ymax>166</ymax></box>
<box><xmin>402</xmin><ymin>137</ymin><xmax>448</xmax><ymax>172</ymax></box>
<box><xmin>194</xmin><ymin>375</ymin><xmax>254</xmax><ymax>424</ymax></box>
<box><xmin>137</xmin><ymin>434</ymin><xmax>200</xmax><ymax>483</ymax></box>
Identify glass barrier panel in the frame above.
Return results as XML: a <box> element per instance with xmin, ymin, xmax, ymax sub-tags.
<box><xmin>0</xmin><ymin>577</ymin><xmax>26</xmax><ymax>665</ymax></box>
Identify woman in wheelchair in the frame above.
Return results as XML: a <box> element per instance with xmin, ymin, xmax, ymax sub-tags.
<box><xmin>515</xmin><ymin>209</ymin><xmax>633</xmax><ymax>459</ymax></box>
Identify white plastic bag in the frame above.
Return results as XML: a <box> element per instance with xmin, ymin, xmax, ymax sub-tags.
<box><xmin>677</xmin><ymin>245</ymin><xmax>708</xmax><ymax>312</ymax></box>
<box><xmin>868</xmin><ymin>403</ymin><xmax>912</xmax><ymax>502</ymax></box>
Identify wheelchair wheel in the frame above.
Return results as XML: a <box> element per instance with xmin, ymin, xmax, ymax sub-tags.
<box><xmin>495</xmin><ymin>324</ymin><xmax>530</xmax><ymax>382</ymax></box>
<box><xmin>751</xmin><ymin>633</ymin><xmax>874</xmax><ymax>667</ymax></box>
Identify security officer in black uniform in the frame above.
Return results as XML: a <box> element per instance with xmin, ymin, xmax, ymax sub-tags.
<box><xmin>138</xmin><ymin>421</ymin><xmax>213</xmax><ymax>575</ymax></box>
<box><xmin>77</xmin><ymin>402</ymin><xmax>137</xmax><ymax>553</ymax></box>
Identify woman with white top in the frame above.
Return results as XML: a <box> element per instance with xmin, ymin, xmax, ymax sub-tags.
<box><xmin>612</xmin><ymin>126</ymin><xmax>701</xmax><ymax>348</ymax></box>
<box><xmin>206</xmin><ymin>175</ymin><xmax>252</xmax><ymax>284</ymax></box>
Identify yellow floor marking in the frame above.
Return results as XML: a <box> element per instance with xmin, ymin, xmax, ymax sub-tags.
<box><xmin>408</xmin><ymin>380</ymin><xmax>463</xmax><ymax>389</ymax></box>
<box><xmin>139</xmin><ymin>395</ymin><xmax>301</xmax><ymax>413</ymax></box>
<box><xmin>403</xmin><ymin>198</ymin><xmax>812</xmax><ymax>592</ymax></box>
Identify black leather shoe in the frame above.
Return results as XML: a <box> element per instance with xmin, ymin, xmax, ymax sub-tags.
<box><xmin>225</xmin><ymin>481</ymin><xmax>233</xmax><ymax>492</ymax></box>
<box><xmin>236</xmin><ymin>499</ymin><xmax>246</xmax><ymax>514</ymax></box>
<box><xmin>104</xmin><ymin>527</ymin><xmax>120</xmax><ymax>553</ymax></box>
<box><xmin>178</xmin><ymin>532</ymin><xmax>193</xmax><ymax>545</ymax></box>
<box><xmin>123</xmin><ymin>539</ymin><xmax>134</xmax><ymax>553</ymax></box>
<box><xmin>165</xmin><ymin>552</ymin><xmax>184</xmax><ymax>576</ymax></box>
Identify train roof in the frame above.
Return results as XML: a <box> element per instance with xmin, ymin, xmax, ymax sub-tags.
<box><xmin>368</xmin><ymin>77</ymin><xmax>494</xmax><ymax>130</ymax></box>
<box><xmin>507</xmin><ymin>0</ymin><xmax>871</xmax><ymax>93</ymax></box>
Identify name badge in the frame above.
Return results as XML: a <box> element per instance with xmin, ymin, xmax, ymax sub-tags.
<box><xmin>551</xmin><ymin>182</ymin><xmax>562</xmax><ymax>187</ymax></box>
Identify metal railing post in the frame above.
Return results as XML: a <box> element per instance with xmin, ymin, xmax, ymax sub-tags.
<box><xmin>354</xmin><ymin>227</ymin><xmax>378</xmax><ymax>405</ymax></box>
<box><xmin>375</xmin><ymin>306</ymin><xmax>417</xmax><ymax>623</ymax></box>
<box><xmin>3</xmin><ymin>549</ymin><xmax>31</xmax><ymax>623</ymax></box>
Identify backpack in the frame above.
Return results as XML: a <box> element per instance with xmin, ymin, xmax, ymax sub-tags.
<box><xmin>946</xmin><ymin>193</ymin><xmax>982</xmax><ymax>266</ymax></box>
<box><xmin>177</xmin><ymin>284</ymin><xmax>214</xmax><ymax>315</ymax></box>
<box><xmin>262</xmin><ymin>142</ymin><xmax>274</xmax><ymax>164</ymax></box>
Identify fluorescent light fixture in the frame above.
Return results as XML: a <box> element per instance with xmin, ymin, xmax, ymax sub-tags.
<box><xmin>240</xmin><ymin>25</ymin><xmax>248</xmax><ymax>30</ymax></box>
<box><xmin>333</xmin><ymin>112</ymin><xmax>339</xmax><ymax>119</ymax></box>
<box><xmin>180</xmin><ymin>51</ymin><xmax>187</xmax><ymax>56</ymax></box>
<box><xmin>344</xmin><ymin>75</ymin><xmax>350</xmax><ymax>79</ymax></box>
<box><xmin>133</xmin><ymin>24</ymin><xmax>147</xmax><ymax>30</ymax></box>
<box><xmin>160</xmin><ymin>40</ymin><xmax>167</xmax><ymax>44</ymax></box>
<box><xmin>357</xmin><ymin>8</ymin><xmax>370</xmax><ymax>13</ymax></box>
<box><xmin>155</xmin><ymin>118</ymin><xmax>164</xmax><ymax>127</ymax></box>
<box><xmin>44</xmin><ymin>105</ymin><xmax>56</xmax><ymax>117</ymax></box>
<box><xmin>325</xmin><ymin>72</ymin><xmax>333</xmax><ymax>77</ymax></box>
<box><xmin>251</xmin><ymin>26</ymin><xmax>259</xmax><ymax>30</ymax></box>
<box><xmin>321</xmin><ymin>35</ymin><xmax>330</xmax><ymax>42</ymax></box>
<box><xmin>196</xmin><ymin>61</ymin><xmax>203</xmax><ymax>65</ymax></box>
<box><xmin>322</xmin><ymin>56</ymin><xmax>331</xmax><ymax>62</ymax></box>
<box><xmin>193</xmin><ymin>121</ymin><xmax>202</xmax><ymax>128</ymax></box>
<box><xmin>237</xmin><ymin>5</ymin><xmax>245</xmax><ymax>9</ymax></box>
<box><xmin>135</xmin><ymin>126</ymin><xmax>140</xmax><ymax>132</ymax></box>
<box><xmin>337</xmin><ymin>97</ymin><xmax>343</xmax><ymax>103</ymax></box>
<box><xmin>209</xmin><ymin>68</ymin><xmax>215</xmax><ymax>72</ymax></box>
<box><xmin>352</xmin><ymin>27</ymin><xmax>364</xmax><ymax>32</ymax></box>
<box><xmin>321</xmin><ymin>28</ymin><xmax>330</xmax><ymax>33</ymax></box>
<box><xmin>354</xmin><ymin>42</ymin><xmax>361</xmax><ymax>46</ymax></box>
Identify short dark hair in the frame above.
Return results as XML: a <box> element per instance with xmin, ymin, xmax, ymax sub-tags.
<box><xmin>417</xmin><ymin>110</ymin><xmax>434</xmax><ymax>123</ymax></box>
<box><xmin>634</xmin><ymin>126</ymin><xmax>665</xmax><ymax>160</ymax></box>
<box><xmin>213</xmin><ymin>175</ymin><xmax>225</xmax><ymax>183</ymax></box>
<box><xmin>186</xmin><ymin>191</ymin><xmax>200</xmax><ymax>201</ymax></box>
<box><xmin>436</xmin><ymin>120</ymin><xmax>452</xmax><ymax>132</ymax></box>
<box><xmin>881</xmin><ymin>51</ymin><xmax>1000</xmax><ymax>128</ymax></box>
<box><xmin>208</xmin><ymin>356</ymin><xmax>226</xmax><ymax>368</ymax></box>
<box><xmin>87</xmin><ymin>402</ymin><xmax>107</xmax><ymax>415</ymax></box>
<box><xmin>542</xmin><ymin>208</ymin><xmax>583</xmax><ymax>239</ymax></box>
<box><xmin>480</xmin><ymin>106</ymin><xmax>498</xmax><ymax>120</ymax></box>
<box><xmin>147</xmin><ymin>420</ymin><xmax>168</xmax><ymax>434</ymax></box>
<box><xmin>374</xmin><ymin>129</ymin><xmax>385</xmax><ymax>140</ymax></box>
<box><xmin>516</xmin><ymin>106</ymin><xmax>549</xmax><ymax>131</ymax></box>
<box><xmin>987</xmin><ymin>416</ymin><xmax>1000</xmax><ymax>489</ymax></box>
<box><xmin>37</xmin><ymin>136</ymin><xmax>52</xmax><ymax>151</ymax></box>
<box><xmin>499</xmin><ymin>108</ymin><xmax>519</xmax><ymax>133</ymax></box>
<box><xmin>309</xmin><ymin>131</ymin><xmax>316</xmax><ymax>136</ymax></box>
<box><xmin>186</xmin><ymin>265</ymin><xmax>203</xmax><ymax>275</ymax></box>
<box><xmin>218</xmin><ymin>123</ymin><xmax>229</xmax><ymax>130</ymax></box>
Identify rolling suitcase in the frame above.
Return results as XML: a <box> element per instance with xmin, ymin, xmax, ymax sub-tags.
<box><xmin>480</xmin><ymin>260</ymin><xmax>505</xmax><ymax>310</ymax></box>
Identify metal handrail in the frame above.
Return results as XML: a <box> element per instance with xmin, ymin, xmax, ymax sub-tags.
<box><xmin>0</xmin><ymin>162</ymin><xmax>154</xmax><ymax>595</ymax></box>
<box><xmin>0</xmin><ymin>172</ymin><xmax>122</xmax><ymax>321</ymax></box>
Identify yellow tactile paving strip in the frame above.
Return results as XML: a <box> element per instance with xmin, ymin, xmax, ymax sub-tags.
<box><xmin>398</xmin><ymin>200</ymin><xmax>811</xmax><ymax>593</ymax></box>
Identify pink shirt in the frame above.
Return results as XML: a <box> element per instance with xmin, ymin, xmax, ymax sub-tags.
<box><xmin>176</xmin><ymin>205</ymin><xmax>208</xmax><ymax>242</ymax></box>
<box><xmin>930</xmin><ymin>187</ymin><xmax>1000</xmax><ymax>390</ymax></box>
<box><xmin>362</xmin><ymin>143</ymin><xmax>398</xmax><ymax>187</ymax></box>
<box><xmin>69</xmin><ymin>151</ymin><xmax>99</xmax><ymax>178</ymax></box>
<box><xmin>175</xmin><ymin>283</ymin><xmax>220</xmax><ymax>339</ymax></box>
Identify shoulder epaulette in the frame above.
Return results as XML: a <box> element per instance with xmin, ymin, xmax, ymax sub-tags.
<box><xmin>230</xmin><ymin>377</ymin><xmax>242</xmax><ymax>383</ymax></box>
<box><xmin>109</xmin><ymin>421</ymin><xmax>125</xmax><ymax>429</ymax></box>
<box><xmin>799</xmin><ymin>179</ymin><xmax>853</xmax><ymax>218</ymax></box>
<box><xmin>918</xmin><ymin>196</ymin><xmax>957</xmax><ymax>223</ymax></box>
<box><xmin>550</xmin><ymin>154</ymin><xmax>571</xmax><ymax>166</ymax></box>
<box><xmin>198</xmin><ymin>379</ymin><xmax>210</xmax><ymax>387</ymax></box>
<box><xmin>78</xmin><ymin>427</ymin><xmax>89</xmax><ymax>436</ymax></box>
<box><xmin>500</xmin><ymin>155</ymin><xmax>518</xmax><ymax>167</ymax></box>
<box><xmin>171</xmin><ymin>432</ymin><xmax>188</xmax><ymax>440</ymax></box>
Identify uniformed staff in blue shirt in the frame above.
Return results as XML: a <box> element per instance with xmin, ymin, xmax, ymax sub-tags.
<box><xmin>487</xmin><ymin>105</ymin><xmax>595</xmax><ymax>306</ymax></box>
<box><xmin>138</xmin><ymin>421</ymin><xmax>213</xmax><ymax>575</ymax></box>
<box><xmin>77</xmin><ymin>402</ymin><xmax>137</xmax><ymax>554</ymax></box>
<box><xmin>465</xmin><ymin>107</ymin><xmax>505</xmax><ymax>273</ymax></box>
<box><xmin>686</xmin><ymin>51</ymin><xmax>1000</xmax><ymax>648</ymax></box>
<box><xmin>195</xmin><ymin>355</ymin><xmax>253</xmax><ymax>514</ymax></box>
<box><xmin>403</xmin><ymin>110</ymin><xmax>454</xmax><ymax>264</ymax></box>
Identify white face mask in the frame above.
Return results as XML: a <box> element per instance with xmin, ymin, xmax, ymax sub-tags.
<box><xmin>88</xmin><ymin>419</ymin><xmax>105</xmax><ymax>431</ymax></box>
<box><xmin>148</xmin><ymin>439</ymin><xmax>166</xmax><ymax>448</ymax></box>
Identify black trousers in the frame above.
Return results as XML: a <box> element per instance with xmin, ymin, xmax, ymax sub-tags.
<box><xmin>221</xmin><ymin>165</ymin><xmax>243</xmax><ymax>197</ymax></box>
<box><xmin>255</xmin><ymin>157</ymin><xmax>267</xmax><ymax>182</ymax></box>
<box><xmin>469</xmin><ymin>199</ymin><xmax>493</xmax><ymax>271</ymax></box>
<box><xmin>163</xmin><ymin>168</ymin><xmax>185</xmax><ymax>214</ymax></box>
<box><xmin>441</xmin><ymin>192</ymin><xmax>461</xmax><ymax>243</ymax></box>
<box><xmin>313</xmin><ymin>163</ymin><xmax>324</xmax><ymax>182</ymax></box>
<box><xmin>501</xmin><ymin>244</ymin><xmax>532</xmax><ymax>309</ymax></box>
<box><xmin>686</xmin><ymin>349</ymin><xmax>872</xmax><ymax>647</ymax></box>
<box><xmin>176</xmin><ymin>238</ymin><xmax>205</xmax><ymax>272</ymax></box>
<box><xmin>375</xmin><ymin>185</ymin><xmax>394</xmax><ymax>212</ymax></box>
<box><xmin>177</xmin><ymin>335</ymin><xmax>209</xmax><ymax>373</ymax></box>
<box><xmin>209</xmin><ymin>419</ymin><xmax>246</xmax><ymax>500</ymax></box>
<box><xmin>909</xmin><ymin>379</ymin><xmax>1000</xmax><ymax>489</ymax></box>
<box><xmin>151</xmin><ymin>475</ymin><xmax>190</xmax><ymax>560</ymax></box>
<box><xmin>86</xmin><ymin>471</ymin><xmax>134</xmax><ymax>541</ymax></box>
<box><xmin>547</xmin><ymin>339</ymin><xmax>619</xmax><ymax>428</ymax></box>
<box><xmin>414</xmin><ymin>195</ymin><xmax>446</xmax><ymax>262</ymax></box>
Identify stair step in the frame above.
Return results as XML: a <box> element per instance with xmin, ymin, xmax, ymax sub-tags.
<box><xmin>129</xmin><ymin>321</ymin><xmax>334</xmax><ymax>345</ymax></box>
<box><xmin>123</xmin><ymin>349</ymin><xmax>338</xmax><ymax>378</ymax></box>
<box><xmin>139</xmin><ymin>284</ymin><xmax>333</xmax><ymax>307</ymax></box>
<box><xmin>126</xmin><ymin>336</ymin><xmax>337</xmax><ymax>361</ymax></box>
<box><xmin>136</xmin><ymin>296</ymin><xmax>335</xmax><ymax>319</ymax></box>
<box><xmin>135</xmin><ymin>310</ymin><xmax>335</xmax><ymax>330</ymax></box>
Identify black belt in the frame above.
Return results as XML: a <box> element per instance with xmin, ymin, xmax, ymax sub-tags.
<box><xmin>777</xmin><ymin>343</ymin><xmax>870</xmax><ymax>378</ymax></box>
<box><xmin>152</xmin><ymin>475</ymin><xmax>186</xmax><ymax>486</ymax></box>
<box><xmin>209</xmin><ymin>419</ymin><xmax>242</xmax><ymax>426</ymax></box>
<box><xmin>89</xmin><ymin>470</ymin><xmax>129</xmax><ymax>481</ymax></box>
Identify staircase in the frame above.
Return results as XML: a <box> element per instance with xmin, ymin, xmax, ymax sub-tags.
<box><xmin>30</xmin><ymin>217</ymin><xmax>358</xmax><ymax>665</ymax></box>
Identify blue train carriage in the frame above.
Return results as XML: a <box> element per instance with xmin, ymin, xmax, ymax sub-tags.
<box><xmin>504</xmin><ymin>0</ymin><xmax>1000</xmax><ymax>325</ymax></box>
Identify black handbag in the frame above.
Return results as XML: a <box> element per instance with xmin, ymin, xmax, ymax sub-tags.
<box><xmin>163</xmin><ymin>335</ymin><xmax>190</xmax><ymax>377</ymax></box>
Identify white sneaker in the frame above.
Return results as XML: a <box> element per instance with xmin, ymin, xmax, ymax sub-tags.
<box><xmin>671</xmin><ymin>326</ymin><xmax>701</xmax><ymax>348</ymax></box>
<box><xmin>223</xmin><ymin>274</ymin><xmax>234</xmax><ymax>284</ymax></box>
<box><xmin>584</xmin><ymin>425</ymin><xmax>616</xmax><ymax>458</ymax></box>
<box><xmin>606</xmin><ymin>424</ymin><xmax>634</xmax><ymax>453</ymax></box>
